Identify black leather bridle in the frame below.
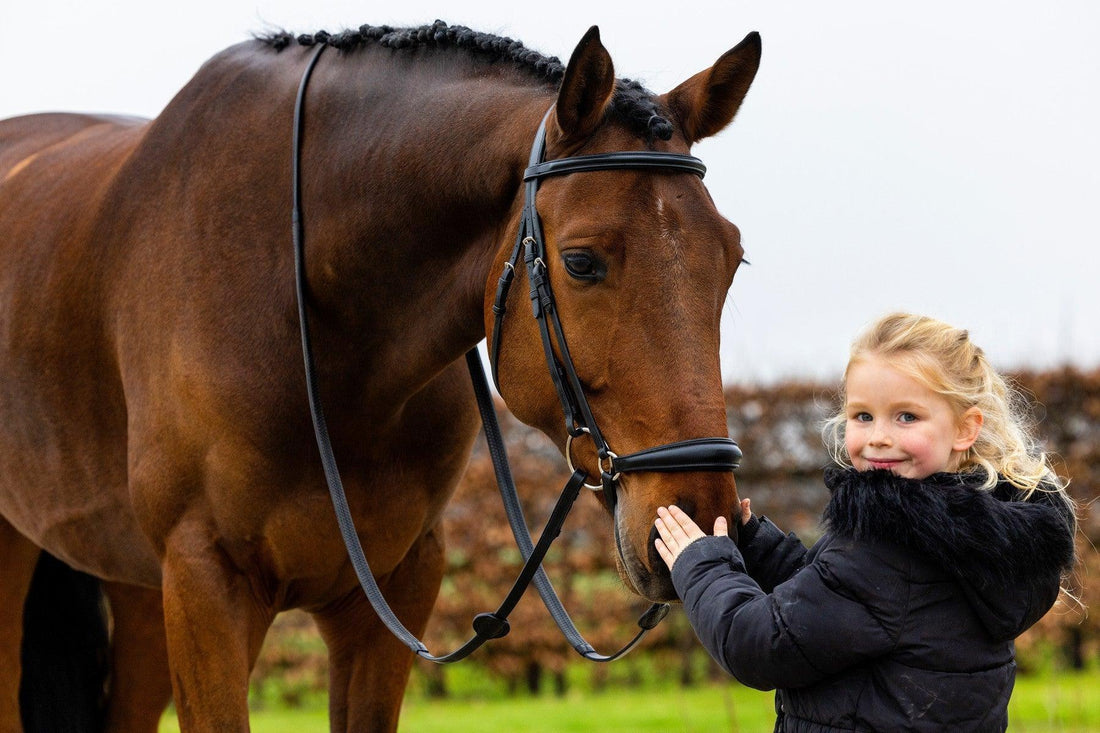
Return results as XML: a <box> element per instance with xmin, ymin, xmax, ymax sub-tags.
<box><xmin>291</xmin><ymin>44</ymin><xmax>741</xmax><ymax>664</ymax></box>
<box><xmin>490</xmin><ymin>108</ymin><xmax>743</xmax><ymax>510</ymax></box>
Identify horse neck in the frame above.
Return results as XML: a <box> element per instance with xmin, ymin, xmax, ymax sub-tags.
<box><xmin>304</xmin><ymin>58</ymin><xmax>551</xmax><ymax>366</ymax></box>
<box><xmin>293</xmin><ymin>54</ymin><xmax>554</xmax><ymax>395</ymax></box>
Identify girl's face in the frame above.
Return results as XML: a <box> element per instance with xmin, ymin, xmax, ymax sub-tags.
<box><xmin>844</xmin><ymin>354</ymin><xmax>982</xmax><ymax>479</ymax></box>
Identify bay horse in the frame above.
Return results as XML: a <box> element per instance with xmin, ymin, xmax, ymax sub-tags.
<box><xmin>0</xmin><ymin>21</ymin><xmax>760</xmax><ymax>732</ymax></box>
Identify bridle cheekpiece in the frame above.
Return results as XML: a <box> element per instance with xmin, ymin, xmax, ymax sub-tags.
<box><xmin>489</xmin><ymin>108</ymin><xmax>742</xmax><ymax>506</ymax></box>
<box><xmin>293</xmin><ymin>44</ymin><xmax>742</xmax><ymax>664</ymax></box>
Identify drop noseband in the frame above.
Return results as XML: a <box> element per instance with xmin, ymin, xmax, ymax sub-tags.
<box><xmin>490</xmin><ymin>109</ymin><xmax>742</xmax><ymax>507</ymax></box>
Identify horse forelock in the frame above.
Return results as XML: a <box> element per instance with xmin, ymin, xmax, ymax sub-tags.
<box><xmin>256</xmin><ymin>20</ymin><xmax>674</xmax><ymax>141</ymax></box>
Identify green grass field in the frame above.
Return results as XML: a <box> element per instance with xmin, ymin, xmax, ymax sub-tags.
<box><xmin>159</xmin><ymin>668</ymin><xmax>1100</xmax><ymax>731</ymax></box>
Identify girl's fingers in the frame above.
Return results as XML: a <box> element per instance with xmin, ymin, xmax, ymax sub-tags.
<box><xmin>656</xmin><ymin>503</ymin><xmax>744</xmax><ymax>570</ymax></box>
<box><xmin>713</xmin><ymin>516</ymin><xmax>728</xmax><ymax>537</ymax></box>
<box><xmin>654</xmin><ymin>516</ymin><xmax>678</xmax><ymax>551</ymax></box>
<box><xmin>663</xmin><ymin>505</ymin><xmax>703</xmax><ymax>537</ymax></box>
<box><xmin>656</xmin><ymin>506</ymin><xmax>689</xmax><ymax>540</ymax></box>
<box><xmin>654</xmin><ymin>525</ymin><xmax>681</xmax><ymax>571</ymax></box>
<box><xmin>655</xmin><ymin>538</ymin><xmax>674</xmax><ymax>569</ymax></box>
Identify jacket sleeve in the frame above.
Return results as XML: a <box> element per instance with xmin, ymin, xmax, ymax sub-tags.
<box><xmin>738</xmin><ymin>515</ymin><xmax>809</xmax><ymax>592</ymax></box>
<box><xmin>671</xmin><ymin>534</ymin><xmax>906</xmax><ymax>691</ymax></box>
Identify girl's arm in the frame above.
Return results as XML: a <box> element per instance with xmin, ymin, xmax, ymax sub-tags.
<box><xmin>736</xmin><ymin>501</ymin><xmax>810</xmax><ymax>592</ymax></box>
<box><xmin>656</xmin><ymin>506</ymin><xmax>903</xmax><ymax>690</ymax></box>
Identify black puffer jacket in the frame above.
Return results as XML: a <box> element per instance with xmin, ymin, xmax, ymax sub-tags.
<box><xmin>670</xmin><ymin>468</ymin><xmax>1075</xmax><ymax>732</ymax></box>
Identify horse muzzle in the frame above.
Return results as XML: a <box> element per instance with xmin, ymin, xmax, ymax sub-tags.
<box><xmin>611</xmin><ymin>471</ymin><xmax>740</xmax><ymax>603</ymax></box>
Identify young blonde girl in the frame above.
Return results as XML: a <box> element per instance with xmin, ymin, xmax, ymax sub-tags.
<box><xmin>655</xmin><ymin>312</ymin><xmax>1076</xmax><ymax>732</ymax></box>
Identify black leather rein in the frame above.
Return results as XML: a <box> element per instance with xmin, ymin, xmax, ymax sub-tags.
<box><xmin>291</xmin><ymin>44</ymin><xmax>740</xmax><ymax>664</ymax></box>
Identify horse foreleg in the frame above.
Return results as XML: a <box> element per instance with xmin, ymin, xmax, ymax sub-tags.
<box><xmin>313</xmin><ymin>525</ymin><xmax>445</xmax><ymax>733</ymax></box>
<box><xmin>103</xmin><ymin>581</ymin><xmax>172</xmax><ymax>733</ymax></box>
<box><xmin>0</xmin><ymin>518</ymin><xmax>39</xmax><ymax>733</ymax></box>
<box><xmin>161</xmin><ymin>525</ymin><xmax>275</xmax><ymax>732</ymax></box>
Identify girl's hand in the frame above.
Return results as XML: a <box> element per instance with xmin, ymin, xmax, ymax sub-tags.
<box><xmin>740</xmin><ymin>498</ymin><xmax>751</xmax><ymax>526</ymax></box>
<box><xmin>654</xmin><ymin>505</ymin><xmax>728</xmax><ymax>571</ymax></box>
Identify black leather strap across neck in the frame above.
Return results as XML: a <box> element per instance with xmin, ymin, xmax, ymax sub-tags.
<box><xmin>490</xmin><ymin>108</ymin><xmax>742</xmax><ymax>508</ymax></box>
<box><xmin>292</xmin><ymin>48</ymin><xmax>672</xmax><ymax>664</ymax></box>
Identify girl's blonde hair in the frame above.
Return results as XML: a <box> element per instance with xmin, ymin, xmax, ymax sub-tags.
<box><xmin>823</xmin><ymin>312</ymin><xmax>1065</xmax><ymax>497</ymax></box>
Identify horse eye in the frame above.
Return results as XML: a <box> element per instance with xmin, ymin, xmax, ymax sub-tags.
<box><xmin>561</xmin><ymin>250</ymin><xmax>606</xmax><ymax>282</ymax></box>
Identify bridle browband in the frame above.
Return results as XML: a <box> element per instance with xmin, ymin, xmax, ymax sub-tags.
<box><xmin>291</xmin><ymin>43</ymin><xmax>741</xmax><ymax>665</ymax></box>
<box><xmin>490</xmin><ymin>109</ymin><xmax>742</xmax><ymax>507</ymax></box>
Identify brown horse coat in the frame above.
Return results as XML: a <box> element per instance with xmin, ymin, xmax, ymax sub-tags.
<box><xmin>0</xmin><ymin>23</ymin><xmax>760</xmax><ymax>731</ymax></box>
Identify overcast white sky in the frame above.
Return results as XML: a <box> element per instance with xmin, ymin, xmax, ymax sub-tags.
<box><xmin>3</xmin><ymin>1</ymin><xmax>1097</xmax><ymax>386</ymax></box>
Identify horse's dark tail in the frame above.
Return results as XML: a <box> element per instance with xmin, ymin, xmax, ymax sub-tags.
<box><xmin>19</xmin><ymin>551</ymin><xmax>109</xmax><ymax>733</ymax></box>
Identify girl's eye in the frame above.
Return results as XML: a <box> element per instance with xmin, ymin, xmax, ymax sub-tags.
<box><xmin>898</xmin><ymin>412</ymin><xmax>918</xmax><ymax>424</ymax></box>
<box><xmin>852</xmin><ymin>412</ymin><xmax>872</xmax><ymax>423</ymax></box>
<box><xmin>561</xmin><ymin>250</ymin><xmax>606</xmax><ymax>282</ymax></box>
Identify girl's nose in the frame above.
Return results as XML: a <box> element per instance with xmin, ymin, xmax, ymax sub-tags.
<box><xmin>868</xmin><ymin>424</ymin><xmax>892</xmax><ymax>446</ymax></box>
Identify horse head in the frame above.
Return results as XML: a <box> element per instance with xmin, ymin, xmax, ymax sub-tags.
<box><xmin>487</xmin><ymin>27</ymin><xmax>761</xmax><ymax>602</ymax></box>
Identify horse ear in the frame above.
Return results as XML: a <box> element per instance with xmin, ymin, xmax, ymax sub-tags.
<box><xmin>664</xmin><ymin>32</ymin><xmax>761</xmax><ymax>144</ymax></box>
<box><xmin>551</xmin><ymin>26</ymin><xmax>615</xmax><ymax>146</ymax></box>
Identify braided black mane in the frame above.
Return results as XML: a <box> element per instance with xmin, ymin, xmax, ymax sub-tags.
<box><xmin>258</xmin><ymin>20</ymin><xmax>674</xmax><ymax>140</ymax></box>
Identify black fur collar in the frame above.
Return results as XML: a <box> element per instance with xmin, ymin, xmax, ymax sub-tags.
<box><xmin>822</xmin><ymin>467</ymin><xmax>1075</xmax><ymax>639</ymax></box>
